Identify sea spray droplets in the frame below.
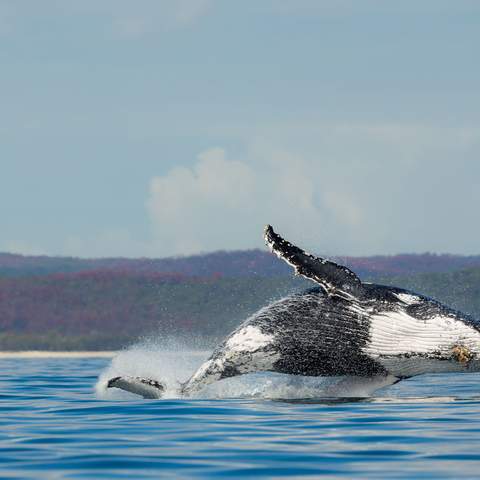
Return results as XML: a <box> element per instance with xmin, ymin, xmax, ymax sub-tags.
<box><xmin>96</xmin><ymin>338</ymin><xmax>209</xmax><ymax>399</ymax></box>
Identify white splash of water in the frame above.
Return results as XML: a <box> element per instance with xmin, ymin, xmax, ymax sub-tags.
<box><xmin>95</xmin><ymin>337</ymin><xmax>209</xmax><ymax>399</ymax></box>
<box><xmin>96</xmin><ymin>338</ymin><xmax>396</xmax><ymax>400</ymax></box>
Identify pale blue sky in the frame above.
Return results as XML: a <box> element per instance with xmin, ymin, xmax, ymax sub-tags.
<box><xmin>1</xmin><ymin>1</ymin><xmax>480</xmax><ymax>257</ymax></box>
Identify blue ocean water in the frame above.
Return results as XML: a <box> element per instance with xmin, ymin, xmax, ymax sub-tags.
<box><xmin>2</xmin><ymin>355</ymin><xmax>480</xmax><ymax>479</ymax></box>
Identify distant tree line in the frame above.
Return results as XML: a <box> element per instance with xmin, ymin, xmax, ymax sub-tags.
<box><xmin>1</xmin><ymin>265</ymin><xmax>480</xmax><ymax>350</ymax></box>
<box><xmin>2</xmin><ymin>249</ymin><xmax>480</xmax><ymax>350</ymax></box>
<box><xmin>3</xmin><ymin>249</ymin><xmax>480</xmax><ymax>278</ymax></box>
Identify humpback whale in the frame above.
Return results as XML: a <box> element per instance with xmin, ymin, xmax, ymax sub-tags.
<box><xmin>107</xmin><ymin>225</ymin><xmax>480</xmax><ymax>398</ymax></box>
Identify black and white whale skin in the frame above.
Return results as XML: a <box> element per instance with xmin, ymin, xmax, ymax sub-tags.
<box><xmin>107</xmin><ymin>226</ymin><xmax>480</xmax><ymax>398</ymax></box>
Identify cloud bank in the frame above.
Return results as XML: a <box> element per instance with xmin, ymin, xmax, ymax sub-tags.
<box><xmin>146</xmin><ymin>147</ymin><xmax>326</xmax><ymax>256</ymax></box>
<box><xmin>4</xmin><ymin>123</ymin><xmax>479</xmax><ymax>258</ymax></box>
<box><xmin>145</xmin><ymin>123</ymin><xmax>480</xmax><ymax>257</ymax></box>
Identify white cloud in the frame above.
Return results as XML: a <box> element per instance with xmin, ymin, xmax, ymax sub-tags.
<box><xmin>5</xmin><ymin>122</ymin><xmax>480</xmax><ymax>259</ymax></box>
<box><xmin>145</xmin><ymin>122</ymin><xmax>480</xmax><ymax>258</ymax></box>
<box><xmin>145</xmin><ymin>146</ymin><xmax>358</xmax><ymax>257</ymax></box>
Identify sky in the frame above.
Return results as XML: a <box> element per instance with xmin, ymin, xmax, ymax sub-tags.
<box><xmin>1</xmin><ymin>0</ymin><xmax>480</xmax><ymax>258</ymax></box>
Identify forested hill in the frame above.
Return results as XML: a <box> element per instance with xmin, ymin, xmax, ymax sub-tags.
<box><xmin>1</xmin><ymin>266</ymin><xmax>480</xmax><ymax>351</ymax></box>
<box><xmin>2</xmin><ymin>250</ymin><xmax>480</xmax><ymax>278</ymax></box>
<box><xmin>2</xmin><ymin>249</ymin><xmax>480</xmax><ymax>350</ymax></box>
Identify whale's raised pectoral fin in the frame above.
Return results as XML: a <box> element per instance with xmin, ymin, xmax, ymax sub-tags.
<box><xmin>264</xmin><ymin>225</ymin><xmax>364</xmax><ymax>299</ymax></box>
<box><xmin>107</xmin><ymin>376</ymin><xmax>166</xmax><ymax>399</ymax></box>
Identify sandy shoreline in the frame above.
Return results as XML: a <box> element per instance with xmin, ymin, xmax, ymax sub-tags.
<box><xmin>0</xmin><ymin>351</ymin><xmax>117</xmax><ymax>359</ymax></box>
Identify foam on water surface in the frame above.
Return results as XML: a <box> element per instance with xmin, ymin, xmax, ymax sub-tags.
<box><xmin>96</xmin><ymin>338</ymin><xmax>208</xmax><ymax>399</ymax></box>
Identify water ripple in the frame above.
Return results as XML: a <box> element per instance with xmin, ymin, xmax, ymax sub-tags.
<box><xmin>1</xmin><ymin>358</ymin><xmax>480</xmax><ymax>478</ymax></box>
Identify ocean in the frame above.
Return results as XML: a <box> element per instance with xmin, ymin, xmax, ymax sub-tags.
<box><xmin>2</xmin><ymin>348</ymin><xmax>480</xmax><ymax>479</ymax></box>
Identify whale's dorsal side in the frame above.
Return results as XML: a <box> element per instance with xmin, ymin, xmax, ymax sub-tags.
<box><xmin>264</xmin><ymin>225</ymin><xmax>364</xmax><ymax>299</ymax></box>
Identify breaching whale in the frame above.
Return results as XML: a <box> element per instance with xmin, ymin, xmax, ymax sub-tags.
<box><xmin>107</xmin><ymin>225</ymin><xmax>480</xmax><ymax>398</ymax></box>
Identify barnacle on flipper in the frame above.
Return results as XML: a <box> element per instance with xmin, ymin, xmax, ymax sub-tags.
<box><xmin>452</xmin><ymin>345</ymin><xmax>472</xmax><ymax>364</ymax></box>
